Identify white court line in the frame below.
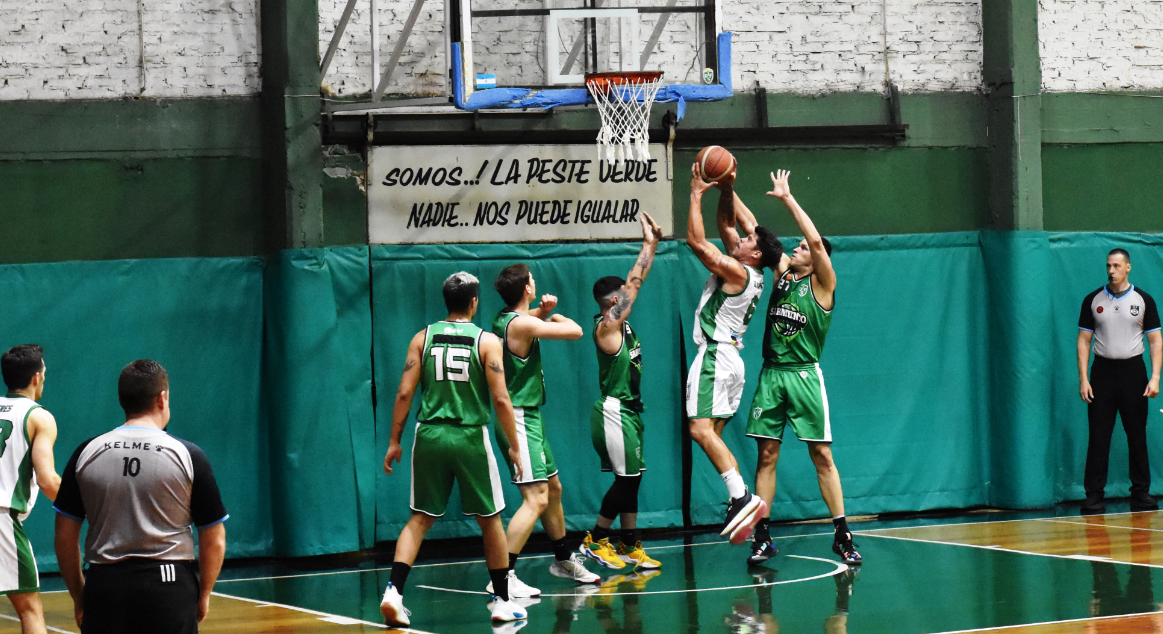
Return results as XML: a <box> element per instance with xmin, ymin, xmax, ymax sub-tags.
<box><xmin>855</xmin><ymin>531</ymin><xmax>1163</xmax><ymax>569</ymax></box>
<box><xmin>933</xmin><ymin>609</ymin><xmax>1163</xmax><ymax>633</ymax></box>
<box><xmin>1035</xmin><ymin>517</ymin><xmax>1163</xmax><ymax>533</ymax></box>
<box><xmin>417</xmin><ymin>555</ymin><xmax>846</xmax><ymax>597</ymax></box>
<box><xmin>217</xmin><ymin>532</ymin><xmax>836</xmax><ymax>584</ymax></box>
<box><xmin>212</xmin><ymin>591</ymin><xmax>435</xmax><ymax>632</ymax></box>
<box><xmin>0</xmin><ymin>613</ymin><xmax>75</xmax><ymax>633</ymax></box>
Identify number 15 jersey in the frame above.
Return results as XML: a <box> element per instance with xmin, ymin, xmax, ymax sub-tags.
<box><xmin>419</xmin><ymin>320</ymin><xmax>492</xmax><ymax>427</ymax></box>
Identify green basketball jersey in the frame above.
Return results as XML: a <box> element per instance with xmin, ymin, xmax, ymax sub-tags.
<box><xmin>418</xmin><ymin>321</ymin><xmax>492</xmax><ymax>426</ymax></box>
<box><xmin>593</xmin><ymin>316</ymin><xmax>644</xmax><ymax>412</ymax></box>
<box><xmin>762</xmin><ymin>271</ymin><xmax>832</xmax><ymax>365</ymax></box>
<box><xmin>492</xmin><ymin>311</ymin><xmax>546</xmax><ymax>407</ymax></box>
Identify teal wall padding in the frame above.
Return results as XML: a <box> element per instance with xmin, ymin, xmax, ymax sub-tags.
<box><xmin>1046</xmin><ymin>233</ymin><xmax>1163</xmax><ymax>502</ymax></box>
<box><xmin>2</xmin><ymin>233</ymin><xmax>1159</xmax><ymax>563</ymax></box>
<box><xmin>0</xmin><ymin>258</ymin><xmax>270</xmax><ymax>571</ymax></box>
<box><xmin>263</xmin><ymin>248</ymin><xmax>376</xmax><ymax>557</ymax></box>
<box><xmin>371</xmin><ymin>243</ymin><xmax>690</xmax><ymax>541</ymax></box>
<box><xmin>983</xmin><ymin>232</ymin><xmax>1055</xmax><ymax>508</ymax></box>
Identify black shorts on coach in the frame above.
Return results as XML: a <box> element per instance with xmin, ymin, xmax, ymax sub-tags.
<box><xmin>81</xmin><ymin>558</ymin><xmax>199</xmax><ymax>634</ymax></box>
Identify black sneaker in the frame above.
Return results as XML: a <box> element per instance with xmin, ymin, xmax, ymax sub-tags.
<box><xmin>832</xmin><ymin>532</ymin><xmax>862</xmax><ymax>565</ymax></box>
<box><xmin>746</xmin><ymin>540</ymin><xmax>778</xmax><ymax>566</ymax></box>
<box><xmin>719</xmin><ymin>493</ymin><xmax>767</xmax><ymax>545</ymax></box>
<box><xmin>1131</xmin><ymin>494</ymin><xmax>1158</xmax><ymax>512</ymax></box>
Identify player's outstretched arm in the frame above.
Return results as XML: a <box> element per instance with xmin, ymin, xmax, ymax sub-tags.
<box><xmin>768</xmin><ymin>169</ymin><xmax>835</xmax><ymax>292</ymax></box>
<box><xmin>1077</xmin><ymin>329</ymin><xmax>1094</xmax><ymax>403</ymax></box>
<box><xmin>688</xmin><ymin>163</ymin><xmax>748</xmax><ymax>287</ymax></box>
<box><xmin>512</xmin><ymin>312</ymin><xmax>584</xmax><ymax>341</ymax></box>
<box><xmin>480</xmin><ymin>334</ymin><xmax>524</xmax><ymax>481</ymax></box>
<box><xmin>714</xmin><ymin>169</ymin><xmax>742</xmax><ymax>253</ymax></box>
<box><xmin>385</xmin><ymin>330</ymin><xmax>424</xmax><ymax>475</ymax></box>
<box><xmin>28</xmin><ymin>408</ymin><xmax>60</xmax><ymax>501</ymax></box>
<box><xmin>602</xmin><ymin>212</ymin><xmax>664</xmax><ymax>329</ymax></box>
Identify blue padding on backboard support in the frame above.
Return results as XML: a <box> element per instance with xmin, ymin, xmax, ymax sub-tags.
<box><xmin>453</xmin><ymin>32</ymin><xmax>734</xmax><ymax>112</ymax></box>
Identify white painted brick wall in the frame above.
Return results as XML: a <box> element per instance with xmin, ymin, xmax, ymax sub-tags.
<box><xmin>726</xmin><ymin>0</ymin><xmax>982</xmax><ymax>93</ymax></box>
<box><xmin>0</xmin><ymin>0</ymin><xmax>260</xmax><ymax>100</ymax></box>
<box><xmin>1040</xmin><ymin>0</ymin><xmax>1163</xmax><ymax>91</ymax></box>
<box><xmin>319</xmin><ymin>0</ymin><xmax>447</xmax><ymax>96</ymax></box>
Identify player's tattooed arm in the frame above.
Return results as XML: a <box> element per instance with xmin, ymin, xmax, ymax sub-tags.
<box><xmin>488</xmin><ymin>360</ymin><xmax>504</xmax><ymax>374</ymax></box>
<box><xmin>403</xmin><ymin>358</ymin><xmax>417</xmax><ymax>371</ymax></box>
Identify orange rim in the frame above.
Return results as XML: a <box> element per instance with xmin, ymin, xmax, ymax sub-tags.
<box><xmin>584</xmin><ymin>71</ymin><xmax>664</xmax><ymax>95</ymax></box>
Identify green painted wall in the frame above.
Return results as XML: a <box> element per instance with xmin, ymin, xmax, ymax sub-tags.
<box><xmin>1043</xmin><ymin>143</ymin><xmax>1163</xmax><ymax>233</ymax></box>
<box><xmin>3</xmin><ymin>90</ymin><xmax>1163</xmax><ymax>266</ymax></box>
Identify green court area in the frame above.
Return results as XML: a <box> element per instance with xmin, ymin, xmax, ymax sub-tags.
<box><xmin>27</xmin><ymin>505</ymin><xmax>1152</xmax><ymax>634</ymax></box>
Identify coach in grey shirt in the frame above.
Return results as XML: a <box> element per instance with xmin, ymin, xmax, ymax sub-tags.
<box><xmin>1077</xmin><ymin>248</ymin><xmax>1162</xmax><ymax>515</ymax></box>
<box><xmin>53</xmin><ymin>360</ymin><xmax>228</xmax><ymax>633</ymax></box>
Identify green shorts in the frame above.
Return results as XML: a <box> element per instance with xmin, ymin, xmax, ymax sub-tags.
<box><xmin>496</xmin><ymin>407</ymin><xmax>558</xmax><ymax>484</ymax></box>
<box><xmin>591</xmin><ymin>397</ymin><xmax>645</xmax><ymax>476</ymax></box>
<box><xmin>0</xmin><ymin>509</ymin><xmax>39</xmax><ymax>594</ymax></box>
<box><xmin>746</xmin><ymin>363</ymin><xmax>832</xmax><ymax>443</ymax></box>
<box><xmin>411</xmin><ymin>422</ymin><xmax>506</xmax><ymax>517</ymax></box>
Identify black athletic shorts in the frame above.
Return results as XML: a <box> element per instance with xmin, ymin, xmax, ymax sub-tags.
<box><xmin>82</xmin><ymin>558</ymin><xmax>199</xmax><ymax>634</ymax></box>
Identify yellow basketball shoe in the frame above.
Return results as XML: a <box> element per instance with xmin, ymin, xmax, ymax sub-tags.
<box><xmin>616</xmin><ymin>541</ymin><xmax>661</xmax><ymax>569</ymax></box>
<box><xmin>580</xmin><ymin>533</ymin><xmax>627</xmax><ymax>570</ymax></box>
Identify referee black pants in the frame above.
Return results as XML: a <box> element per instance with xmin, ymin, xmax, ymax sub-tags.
<box><xmin>82</xmin><ymin>558</ymin><xmax>199</xmax><ymax>634</ymax></box>
<box><xmin>1085</xmin><ymin>356</ymin><xmax>1151</xmax><ymax>500</ymax></box>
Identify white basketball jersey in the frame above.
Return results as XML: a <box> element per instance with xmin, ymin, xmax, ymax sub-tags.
<box><xmin>0</xmin><ymin>397</ymin><xmax>39</xmax><ymax>514</ymax></box>
<box><xmin>692</xmin><ymin>264</ymin><xmax>765</xmax><ymax>349</ymax></box>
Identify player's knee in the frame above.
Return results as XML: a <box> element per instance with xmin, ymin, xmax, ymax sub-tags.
<box><xmin>808</xmin><ymin>444</ymin><xmax>835</xmax><ymax>470</ymax></box>
<box><xmin>547</xmin><ymin>476</ymin><xmax>563</xmax><ymax>500</ymax></box>
<box><xmin>757</xmin><ymin>442</ymin><xmax>780</xmax><ymax>467</ymax></box>
<box><xmin>689</xmin><ymin>419</ymin><xmax>714</xmax><ymax>443</ymax></box>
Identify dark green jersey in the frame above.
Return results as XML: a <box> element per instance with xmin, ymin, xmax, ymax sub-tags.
<box><xmin>593</xmin><ymin>316</ymin><xmax>643</xmax><ymax>412</ymax></box>
<box><xmin>762</xmin><ymin>271</ymin><xmax>832</xmax><ymax>366</ymax></box>
<box><xmin>418</xmin><ymin>321</ymin><xmax>492</xmax><ymax>426</ymax></box>
<box><xmin>492</xmin><ymin>311</ymin><xmax>546</xmax><ymax>407</ymax></box>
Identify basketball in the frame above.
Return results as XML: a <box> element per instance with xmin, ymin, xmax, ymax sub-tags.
<box><xmin>696</xmin><ymin>145</ymin><xmax>736</xmax><ymax>183</ymax></box>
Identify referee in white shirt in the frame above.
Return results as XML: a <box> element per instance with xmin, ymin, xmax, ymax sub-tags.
<box><xmin>1077</xmin><ymin>249</ymin><xmax>1162</xmax><ymax>515</ymax></box>
<box><xmin>53</xmin><ymin>360</ymin><xmax>228</xmax><ymax>633</ymax></box>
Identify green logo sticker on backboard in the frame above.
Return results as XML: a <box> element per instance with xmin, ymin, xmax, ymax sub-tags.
<box><xmin>702</xmin><ymin>68</ymin><xmax>714</xmax><ymax>84</ymax></box>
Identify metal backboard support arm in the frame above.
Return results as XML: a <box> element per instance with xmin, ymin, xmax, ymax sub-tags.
<box><xmin>373</xmin><ymin>0</ymin><xmax>428</xmax><ymax>101</ymax></box>
<box><xmin>321</xmin><ymin>0</ymin><xmax>360</xmax><ymax>77</ymax></box>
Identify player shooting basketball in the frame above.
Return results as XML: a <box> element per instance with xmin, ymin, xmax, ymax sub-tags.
<box><xmin>685</xmin><ymin>159</ymin><xmax>784</xmax><ymax>545</ymax></box>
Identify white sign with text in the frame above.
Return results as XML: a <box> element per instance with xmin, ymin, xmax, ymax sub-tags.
<box><xmin>367</xmin><ymin>144</ymin><xmax>673</xmax><ymax>244</ymax></box>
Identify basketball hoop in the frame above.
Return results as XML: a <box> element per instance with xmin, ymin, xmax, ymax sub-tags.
<box><xmin>585</xmin><ymin>71</ymin><xmax>663</xmax><ymax>165</ymax></box>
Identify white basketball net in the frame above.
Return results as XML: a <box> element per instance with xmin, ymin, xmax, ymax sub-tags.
<box><xmin>588</xmin><ymin>75</ymin><xmax>662</xmax><ymax>165</ymax></box>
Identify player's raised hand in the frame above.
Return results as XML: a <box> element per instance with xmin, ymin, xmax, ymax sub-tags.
<box><xmin>641</xmin><ymin>212</ymin><xmax>663</xmax><ymax>244</ymax></box>
<box><xmin>716</xmin><ymin>165</ymin><xmax>737</xmax><ymax>191</ymax></box>
<box><xmin>383</xmin><ymin>441</ymin><xmax>403</xmax><ymax>475</ymax></box>
<box><xmin>537</xmin><ymin>294</ymin><xmax>558</xmax><ymax>316</ymax></box>
<box><xmin>509</xmin><ymin>447</ymin><xmax>524</xmax><ymax>481</ymax></box>
<box><xmin>767</xmin><ymin>169</ymin><xmax>791</xmax><ymax>199</ymax></box>
<box><xmin>690</xmin><ymin>163</ymin><xmax>715</xmax><ymax>196</ymax></box>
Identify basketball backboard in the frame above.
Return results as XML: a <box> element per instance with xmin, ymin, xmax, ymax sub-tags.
<box><xmin>448</xmin><ymin>0</ymin><xmax>731</xmax><ymax>112</ymax></box>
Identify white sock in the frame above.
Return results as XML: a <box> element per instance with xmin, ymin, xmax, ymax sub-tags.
<box><xmin>721</xmin><ymin>469</ymin><xmax>747</xmax><ymax>500</ymax></box>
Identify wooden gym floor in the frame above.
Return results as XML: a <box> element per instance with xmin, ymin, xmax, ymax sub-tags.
<box><xmin>5</xmin><ymin>505</ymin><xmax>1163</xmax><ymax>633</ymax></box>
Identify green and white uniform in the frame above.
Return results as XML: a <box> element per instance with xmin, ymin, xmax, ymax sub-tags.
<box><xmin>0</xmin><ymin>395</ymin><xmax>41</xmax><ymax>594</ymax></box>
<box><xmin>591</xmin><ymin>316</ymin><xmax>645</xmax><ymax>476</ymax></box>
<box><xmin>746</xmin><ymin>271</ymin><xmax>834</xmax><ymax>442</ymax></box>
<box><xmin>493</xmin><ymin>310</ymin><xmax>557</xmax><ymax>484</ymax></box>
<box><xmin>411</xmin><ymin>321</ymin><xmax>506</xmax><ymax>517</ymax></box>
<box><xmin>685</xmin><ymin>265</ymin><xmax>765</xmax><ymax>419</ymax></box>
